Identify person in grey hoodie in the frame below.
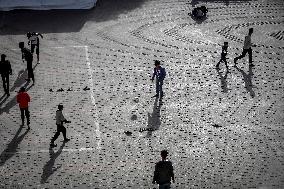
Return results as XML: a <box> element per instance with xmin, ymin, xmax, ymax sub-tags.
<box><xmin>50</xmin><ymin>104</ymin><xmax>71</xmax><ymax>148</ymax></box>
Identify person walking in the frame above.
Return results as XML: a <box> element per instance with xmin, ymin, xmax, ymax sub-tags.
<box><xmin>50</xmin><ymin>104</ymin><xmax>71</xmax><ymax>148</ymax></box>
<box><xmin>19</xmin><ymin>42</ymin><xmax>35</xmax><ymax>84</ymax></box>
<box><xmin>27</xmin><ymin>32</ymin><xmax>43</xmax><ymax>63</ymax></box>
<box><xmin>0</xmin><ymin>54</ymin><xmax>12</xmax><ymax>96</ymax></box>
<box><xmin>16</xmin><ymin>87</ymin><xmax>31</xmax><ymax>129</ymax></box>
<box><xmin>216</xmin><ymin>42</ymin><xmax>229</xmax><ymax>70</ymax></box>
<box><xmin>151</xmin><ymin>60</ymin><xmax>166</xmax><ymax>99</ymax></box>
<box><xmin>234</xmin><ymin>28</ymin><xmax>254</xmax><ymax>66</ymax></box>
<box><xmin>153</xmin><ymin>150</ymin><xmax>175</xmax><ymax>189</ymax></box>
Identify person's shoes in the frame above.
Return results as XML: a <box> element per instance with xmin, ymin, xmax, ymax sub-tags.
<box><xmin>153</xmin><ymin>94</ymin><xmax>159</xmax><ymax>98</ymax></box>
<box><xmin>6</xmin><ymin>93</ymin><xmax>10</xmax><ymax>96</ymax></box>
<box><xmin>64</xmin><ymin>138</ymin><xmax>70</xmax><ymax>142</ymax></box>
<box><xmin>50</xmin><ymin>143</ymin><xmax>57</xmax><ymax>148</ymax></box>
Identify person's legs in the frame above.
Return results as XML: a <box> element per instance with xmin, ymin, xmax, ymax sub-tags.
<box><xmin>159</xmin><ymin>183</ymin><xmax>171</xmax><ymax>189</ymax></box>
<box><xmin>248</xmin><ymin>48</ymin><xmax>253</xmax><ymax>65</ymax></box>
<box><xmin>36</xmin><ymin>45</ymin><xmax>40</xmax><ymax>63</ymax></box>
<box><xmin>51</xmin><ymin>125</ymin><xmax>61</xmax><ymax>144</ymax></box>
<box><xmin>61</xmin><ymin>125</ymin><xmax>68</xmax><ymax>140</ymax></box>
<box><xmin>25</xmin><ymin>108</ymin><xmax>30</xmax><ymax>126</ymax></box>
<box><xmin>31</xmin><ymin>44</ymin><xmax>35</xmax><ymax>54</ymax></box>
<box><xmin>155</xmin><ymin>79</ymin><xmax>159</xmax><ymax>96</ymax></box>
<box><xmin>159</xmin><ymin>80</ymin><xmax>164</xmax><ymax>98</ymax></box>
<box><xmin>234</xmin><ymin>49</ymin><xmax>248</xmax><ymax>63</ymax></box>
<box><xmin>1</xmin><ymin>74</ymin><xmax>7</xmax><ymax>94</ymax></box>
<box><xmin>20</xmin><ymin>108</ymin><xmax>25</xmax><ymax>125</ymax></box>
<box><xmin>223</xmin><ymin>59</ymin><xmax>229</xmax><ymax>70</ymax></box>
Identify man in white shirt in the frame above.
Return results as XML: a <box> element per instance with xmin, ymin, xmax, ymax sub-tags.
<box><xmin>50</xmin><ymin>104</ymin><xmax>71</xmax><ymax>147</ymax></box>
<box><xmin>234</xmin><ymin>28</ymin><xmax>254</xmax><ymax>66</ymax></box>
<box><xmin>27</xmin><ymin>32</ymin><xmax>43</xmax><ymax>63</ymax></box>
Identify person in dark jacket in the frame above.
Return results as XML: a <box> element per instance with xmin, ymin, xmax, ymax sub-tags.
<box><xmin>153</xmin><ymin>150</ymin><xmax>175</xmax><ymax>189</ymax></box>
<box><xmin>0</xmin><ymin>54</ymin><xmax>12</xmax><ymax>96</ymax></box>
<box><xmin>151</xmin><ymin>60</ymin><xmax>166</xmax><ymax>99</ymax></box>
<box><xmin>50</xmin><ymin>104</ymin><xmax>71</xmax><ymax>148</ymax></box>
<box><xmin>19</xmin><ymin>42</ymin><xmax>35</xmax><ymax>85</ymax></box>
<box><xmin>216</xmin><ymin>42</ymin><xmax>229</xmax><ymax>70</ymax></box>
<box><xmin>16</xmin><ymin>87</ymin><xmax>31</xmax><ymax>128</ymax></box>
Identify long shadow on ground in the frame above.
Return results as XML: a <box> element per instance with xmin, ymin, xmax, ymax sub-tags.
<box><xmin>40</xmin><ymin>142</ymin><xmax>66</xmax><ymax>184</ymax></box>
<box><xmin>0</xmin><ymin>0</ymin><xmax>148</xmax><ymax>35</ymax></box>
<box><xmin>0</xmin><ymin>124</ymin><xmax>30</xmax><ymax>166</ymax></box>
<box><xmin>234</xmin><ymin>65</ymin><xmax>256</xmax><ymax>98</ymax></box>
<box><xmin>190</xmin><ymin>0</ymin><xmax>256</xmax><ymax>7</ymax></box>
<box><xmin>146</xmin><ymin>98</ymin><xmax>163</xmax><ymax>138</ymax></box>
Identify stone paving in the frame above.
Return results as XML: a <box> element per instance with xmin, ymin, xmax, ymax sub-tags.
<box><xmin>0</xmin><ymin>0</ymin><xmax>283</xmax><ymax>188</ymax></box>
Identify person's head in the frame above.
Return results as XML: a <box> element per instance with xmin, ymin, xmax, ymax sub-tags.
<box><xmin>161</xmin><ymin>150</ymin><xmax>168</xmax><ymax>160</ymax></box>
<box><xmin>27</xmin><ymin>32</ymin><xmax>31</xmax><ymax>38</ymax></box>
<box><xmin>1</xmin><ymin>54</ymin><xmax>6</xmax><ymax>61</ymax></box>
<box><xmin>19</xmin><ymin>87</ymin><xmax>26</xmax><ymax>92</ymax></box>
<box><xmin>154</xmin><ymin>60</ymin><xmax>161</xmax><ymax>68</ymax></box>
<box><xmin>58</xmin><ymin>104</ymin><xmax>64</xmax><ymax>110</ymax></box>
<box><xmin>19</xmin><ymin>42</ymin><xmax>24</xmax><ymax>49</ymax></box>
<box><xmin>249</xmin><ymin>28</ymin><xmax>253</xmax><ymax>35</ymax></box>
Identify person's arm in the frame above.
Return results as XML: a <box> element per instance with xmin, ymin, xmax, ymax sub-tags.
<box><xmin>151</xmin><ymin>68</ymin><xmax>156</xmax><ymax>81</ymax></box>
<box><xmin>39</xmin><ymin>33</ymin><xmax>43</xmax><ymax>38</ymax></box>
<box><xmin>61</xmin><ymin>112</ymin><xmax>71</xmax><ymax>123</ymax></box>
<box><xmin>8</xmin><ymin>61</ymin><xmax>12</xmax><ymax>75</ymax></box>
<box><xmin>170</xmin><ymin>162</ymin><xmax>175</xmax><ymax>183</ymax></box>
<box><xmin>152</xmin><ymin>164</ymin><xmax>158</xmax><ymax>184</ymax></box>
<box><xmin>27</xmin><ymin>93</ymin><xmax>30</xmax><ymax>103</ymax></box>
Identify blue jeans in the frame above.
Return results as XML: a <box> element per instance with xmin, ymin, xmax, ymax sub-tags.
<box><xmin>159</xmin><ymin>183</ymin><xmax>171</xmax><ymax>189</ymax></box>
<box><xmin>156</xmin><ymin>79</ymin><xmax>164</xmax><ymax>97</ymax></box>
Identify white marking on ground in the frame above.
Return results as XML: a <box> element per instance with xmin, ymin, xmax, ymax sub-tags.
<box><xmin>84</xmin><ymin>45</ymin><xmax>101</xmax><ymax>150</ymax></box>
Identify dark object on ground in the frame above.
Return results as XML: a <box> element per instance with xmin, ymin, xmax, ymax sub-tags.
<box><xmin>83</xmin><ymin>86</ymin><xmax>90</xmax><ymax>91</ymax></box>
<box><xmin>57</xmin><ymin>88</ymin><xmax>64</xmax><ymax>92</ymax></box>
<box><xmin>212</xmin><ymin>124</ymin><xmax>222</xmax><ymax>128</ymax></box>
<box><xmin>67</xmin><ymin>88</ymin><xmax>72</xmax><ymax>91</ymax></box>
<box><xmin>191</xmin><ymin>6</ymin><xmax>208</xmax><ymax>19</ymax></box>
<box><xmin>124</xmin><ymin>131</ymin><xmax>132</xmax><ymax>136</ymax></box>
<box><xmin>49</xmin><ymin>89</ymin><xmax>53</xmax><ymax>92</ymax></box>
<box><xmin>139</xmin><ymin>128</ymin><xmax>154</xmax><ymax>132</ymax></box>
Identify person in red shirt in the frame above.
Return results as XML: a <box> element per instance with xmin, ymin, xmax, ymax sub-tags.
<box><xmin>17</xmin><ymin>87</ymin><xmax>31</xmax><ymax>129</ymax></box>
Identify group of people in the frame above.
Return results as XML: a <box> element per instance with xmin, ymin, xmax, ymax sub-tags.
<box><xmin>0</xmin><ymin>26</ymin><xmax>256</xmax><ymax>188</ymax></box>
<box><xmin>216</xmin><ymin>28</ymin><xmax>254</xmax><ymax>70</ymax></box>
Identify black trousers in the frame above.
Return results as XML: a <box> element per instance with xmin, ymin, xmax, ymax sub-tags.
<box><xmin>235</xmin><ymin>48</ymin><xmax>252</xmax><ymax>63</ymax></box>
<box><xmin>20</xmin><ymin>107</ymin><xmax>30</xmax><ymax>124</ymax></box>
<box><xmin>27</xmin><ymin>63</ymin><xmax>35</xmax><ymax>82</ymax></box>
<box><xmin>51</xmin><ymin>124</ymin><xmax>67</xmax><ymax>143</ymax></box>
<box><xmin>1</xmin><ymin>74</ymin><xmax>9</xmax><ymax>94</ymax></box>
<box><xmin>216</xmin><ymin>57</ymin><xmax>228</xmax><ymax>69</ymax></box>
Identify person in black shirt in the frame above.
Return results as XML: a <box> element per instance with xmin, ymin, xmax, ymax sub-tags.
<box><xmin>153</xmin><ymin>150</ymin><xmax>175</xmax><ymax>189</ymax></box>
<box><xmin>0</xmin><ymin>54</ymin><xmax>12</xmax><ymax>96</ymax></box>
<box><xmin>216</xmin><ymin>42</ymin><xmax>229</xmax><ymax>70</ymax></box>
<box><xmin>19</xmin><ymin>42</ymin><xmax>35</xmax><ymax>85</ymax></box>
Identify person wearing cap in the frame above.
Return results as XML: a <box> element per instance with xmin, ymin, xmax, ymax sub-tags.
<box><xmin>50</xmin><ymin>104</ymin><xmax>71</xmax><ymax>148</ymax></box>
<box><xmin>151</xmin><ymin>60</ymin><xmax>166</xmax><ymax>99</ymax></box>
<box><xmin>216</xmin><ymin>42</ymin><xmax>229</xmax><ymax>70</ymax></box>
<box><xmin>27</xmin><ymin>32</ymin><xmax>43</xmax><ymax>63</ymax></box>
<box><xmin>0</xmin><ymin>54</ymin><xmax>12</xmax><ymax>96</ymax></box>
<box><xmin>16</xmin><ymin>87</ymin><xmax>31</xmax><ymax>128</ymax></box>
<box><xmin>234</xmin><ymin>28</ymin><xmax>254</xmax><ymax>66</ymax></box>
<box><xmin>152</xmin><ymin>150</ymin><xmax>175</xmax><ymax>189</ymax></box>
<box><xmin>19</xmin><ymin>42</ymin><xmax>35</xmax><ymax>85</ymax></box>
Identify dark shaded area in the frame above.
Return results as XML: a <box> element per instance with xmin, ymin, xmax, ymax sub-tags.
<box><xmin>0</xmin><ymin>0</ymin><xmax>148</xmax><ymax>35</ymax></box>
<box><xmin>190</xmin><ymin>0</ymin><xmax>255</xmax><ymax>7</ymax></box>
<box><xmin>10</xmin><ymin>69</ymin><xmax>27</xmax><ymax>92</ymax></box>
<box><xmin>0</xmin><ymin>124</ymin><xmax>30</xmax><ymax>166</ymax></box>
<box><xmin>216</xmin><ymin>67</ymin><xmax>229</xmax><ymax>93</ymax></box>
<box><xmin>188</xmin><ymin>12</ymin><xmax>208</xmax><ymax>24</ymax></box>
<box><xmin>146</xmin><ymin>98</ymin><xmax>163</xmax><ymax>138</ymax></box>
<box><xmin>41</xmin><ymin>142</ymin><xmax>66</xmax><ymax>184</ymax></box>
<box><xmin>234</xmin><ymin>65</ymin><xmax>255</xmax><ymax>98</ymax></box>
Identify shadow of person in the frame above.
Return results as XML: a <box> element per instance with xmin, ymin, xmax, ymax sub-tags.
<box><xmin>234</xmin><ymin>65</ymin><xmax>256</xmax><ymax>98</ymax></box>
<box><xmin>146</xmin><ymin>98</ymin><xmax>163</xmax><ymax>138</ymax></box>
<box><xmin>0</xmin><ymin>94</ymin><xmax>9</xmax><ymax>107</ymax></box>
<box><xmin>0</xmin><ymin>82</ymin><xmax>33</xmax><ymax>115</ymax></box>
<box><xmin>10</xmin><ymin>69</ymin><xmax>27</xmax><ymax>92</ymax></box>
<box><xmin>0</xmin><ymin>124</ymin><xmax>30</xmax><ymax>166</ymax></box>
<box><xmin>40</xmin><ymin>142</ymin><xmax>66</xmax><ymax>184</ymax></box>
<box><xmin>216</xmin><ymin>67</ymin><xmax>229</xmax><ymax>93</ymax></box>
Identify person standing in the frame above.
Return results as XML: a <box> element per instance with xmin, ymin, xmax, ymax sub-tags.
<box><xmin>151</xmin><ymin>60</ymin><xmax>166</xmax><ymax>99</ymax></box>
<box><xmin>27</xmin><ymin>32</ymin><xmax>43</xmax><ymax>63</ymax></box>
<box><xmin>16</xmin><ymin>87</ymin><xmax>31</xmax><ymax>129</ymax></box>
<box><xmin>152</xmin><ymin>150</ymin><xmax>175</xmax><ymax>189</ymax></box>
<box><xmin>50</xmin><ymin>104</ymin><xmax>71</xmax><ymax>148</ymax></box>
<box><xmin>0</xmin><ymin>54</ymin><xmax>12</xmax><ymax>96</ymax></box>
<box><xmin>19</xmin><ymin>42</ymin><xmax>35</xmax><ymax>84</ymax></box>
<box><xmin>234</xmin><ymin>28</ymin><xmax>254</xmax><ymax>66</ymax></box>
<box><xmin>216</xmin><ymin>42</ymin><xmax>229</xmax><ymax>70</ymax></box>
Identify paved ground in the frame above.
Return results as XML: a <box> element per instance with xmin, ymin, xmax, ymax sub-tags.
<box><xmin>0</xmin><ymin>0</ymin><xmax>283</xmax><ymax>188</ymax></box>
